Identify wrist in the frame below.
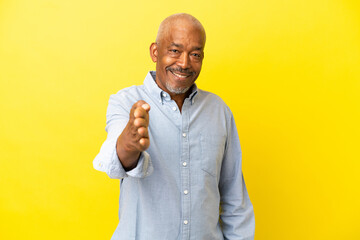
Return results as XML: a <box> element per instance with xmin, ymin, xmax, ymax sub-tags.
<box><xmin>116</xmin><ymin>136</ymin><xmax>141</xmax><ymax>170</ymax></box>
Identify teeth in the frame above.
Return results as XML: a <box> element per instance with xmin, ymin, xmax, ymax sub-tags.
<box><xmin>172</xmin><ymin>71</ymin><xmax>188</xmax><ymax>78</ymax></box>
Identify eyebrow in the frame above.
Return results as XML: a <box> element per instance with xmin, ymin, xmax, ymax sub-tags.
<box><xmin>170</xmin><ymin>42</ymin><xmax>183</xmax><ymax>48</ymax></box>
<box><xmin>170</xmin><ymin>42</ymin><xmax>203</xmax><ymax>51</ymax></box>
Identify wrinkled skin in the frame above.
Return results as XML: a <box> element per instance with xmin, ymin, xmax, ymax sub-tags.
<box><xmin>150</xmin><ymin>18</ymin><xmax>205</xmax><ymax>110</ymax></box>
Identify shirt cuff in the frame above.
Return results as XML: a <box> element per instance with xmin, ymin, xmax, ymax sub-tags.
<box><xmin>109</xmin><ymin>150</ymin><xmax>153</xmax><ymax>179</ymax></box>
<box><xmin>93</xmin><ymin>138</ymin><xmax>153</xmax><ymax>179</ymax></box>
<box><xmin>126</xmin><ymin>151</ymin><xmax>153</xmax><ymax>178</ymax></box>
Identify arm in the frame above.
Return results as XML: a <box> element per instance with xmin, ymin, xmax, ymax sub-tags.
<box><xmin>93</xmin><ymin>93</ymin><xmax>153</xmax><ymax>179</ymax></box>
<box><xmin>219</xmin><ymin>113</ymin><xmax>255</xmax><ymax>240</ymax></box>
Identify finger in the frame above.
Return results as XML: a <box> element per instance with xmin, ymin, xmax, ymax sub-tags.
<box><xmin>134</xmin><ymin>107</ymin><xmax>149</xmax><ymax>119</ymax></box>
<box><xmin>134</xmin><ymin>118</ymin><xmax>148</xmax><ymax>128</ymax></box>
<box><xmin>137</xmin><ymin>126</ymin><xmax>149</xmax><ymax>138</ymax></box>
<box><xmin>130</xmin><ymin>100</ymin><xmax>148</xmax><ymax>117</ymax></box>
<box><xmin>134</xmin><ymin>100</ymin><xmax>150</xmax><ymax>112</ymax></box>
<box><xmin>141</xmin><ymin>103</ymin><xmax>150</xmax><ymax>112</ymax></box>
<box><xmin>135</xmin><ymin>100</ymin><xmax>150</xmax><ymax>109</ymax></box>
<box><xmin>135</xmin><ymin>100</ymin><xmax>147</xmax><ymax>107</ymax></box>
<box><xmin>139</xmin><ymin>138</ymin><xmax>150</xmax><ymax>150</ymax></box>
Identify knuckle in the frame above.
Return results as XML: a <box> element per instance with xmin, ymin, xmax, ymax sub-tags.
<box><xmin>137</xmin><ymin>127</ymin><xmax>144</xmax><ymax>135</ymax></box>
<box><xmin>133</xmin><ymin>119</ymin><xmax>140</xmax><ymax>126</ymax></box>
<box><xmin>136</xmin><ymin>100</ymin><xmax>146</xmax><ymax>107</ymax></box>
<box><xmin>134</xmin><ymin>108</ymin><xmax>146</xmax><ymax>118</ymax></box>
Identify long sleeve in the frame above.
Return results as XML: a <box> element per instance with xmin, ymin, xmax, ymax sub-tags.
<box><xmin>219</xmin><ymin>113</ymin><xmax>255</xmax><ymax>240</ymax></box>
<box><xmin>93</xmin><ymin>93</ymin><xmax>153</xmax><ymax>179</ymax></box>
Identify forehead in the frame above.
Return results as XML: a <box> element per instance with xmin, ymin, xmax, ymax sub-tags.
<box><xmin>163</xmin><ymin>22</ymin><xmax>205</xmax><ymax>49</ymax></box>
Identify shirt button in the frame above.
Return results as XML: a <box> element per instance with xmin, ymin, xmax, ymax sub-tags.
<box><xmin>182</xmin><ymin>133</ymin><xmax>187</xmax><ymax>137</ymax></box>
<box><xmin>182</xmin><ymin>162</ymin><xmax>187</xmax><ymax>167</ymax></box>
<box><xmin>183</xmin><ymin>220</ymin><xmax>188</xmax><ymax>225</ymax></box>
<box><xmin>172</xmin><ymin>106</ymin><xmax>177</xmax><ymax>111</ymax></box>
<box><xmin>184</xmin><ymin>190</ymin><xmax>188</xmax><ymax>195</ymax></box>
<box><xmin>162</xmin><ymin>92</ymin><xmax>167</xmax><ymax>97</ymax></box>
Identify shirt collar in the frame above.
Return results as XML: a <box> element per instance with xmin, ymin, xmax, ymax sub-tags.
<box><xmin>144</xmin><ymin>71</ymin><xmax>198</xmax><ymax>105</ymax></box>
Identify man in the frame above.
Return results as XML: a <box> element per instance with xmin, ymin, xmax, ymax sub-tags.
<box><xmin>94</xmin><ymin>13</ymin><xmax>255</xmax><ymax>240</ymax></box>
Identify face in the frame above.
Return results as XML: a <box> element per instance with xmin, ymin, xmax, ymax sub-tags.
<box><xmin>150</xmin><ymin>21</ymin><xmax>205</xmax><ymax>96</ymax></box>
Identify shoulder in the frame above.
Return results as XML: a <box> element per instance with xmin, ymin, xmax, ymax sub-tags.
<box><xmin>108</xmin><ymin>85</ymin><xmax>146</xmax><ymax>107</ymax></box>
<box><xmin>197</xmin><ymin>89</ymin><xmax>231</xmax><ymax>113</ymax></box>
<box><xmin>112</xmin><ymin>85</ymin><xmax>145</xmax><ymax>99</ymax></box>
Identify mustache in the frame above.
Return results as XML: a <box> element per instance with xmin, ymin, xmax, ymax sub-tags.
<box><xmin>166</xmin><ymin>67</ymin><xmax>195</xmax><ymax>75</ymax></box>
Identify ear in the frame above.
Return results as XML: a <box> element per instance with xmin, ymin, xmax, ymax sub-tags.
<box><xmin>149</xmin><ymin>42</ymin><xmax>158</xmax><ymax>63</ymax></box>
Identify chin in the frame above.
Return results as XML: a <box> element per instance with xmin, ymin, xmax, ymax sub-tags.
<box><xmin>166</xmin><ymin>83</ymin><xmax>191</xmax><ymax>95</ymax></box>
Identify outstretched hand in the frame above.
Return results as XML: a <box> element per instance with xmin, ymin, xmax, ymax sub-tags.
<box><xmin>116</xmin><ymin>100</ymin><xmax>150</xmax><ymax>171</ymax></box>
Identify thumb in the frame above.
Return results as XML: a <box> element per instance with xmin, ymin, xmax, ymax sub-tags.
<box><xmin>141</xmin><ymin>103</ymin><xmax>150</xmax><ymax>112</ymax></box>
<box><xmin>135</xmin><ymin>100</ymin><xmax>150</xmax><ymax>110</ymax></box>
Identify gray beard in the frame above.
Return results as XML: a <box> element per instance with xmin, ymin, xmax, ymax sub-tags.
<box><xmin>165</xmin><ymin>82</ymin><xmax>191</xmax><ymax>95</ymax></box>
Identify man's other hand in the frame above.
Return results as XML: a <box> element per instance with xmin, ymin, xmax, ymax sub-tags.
<box><xmin>116</xmin><ymin>100</ymin><xmax>150</xmax><ymax>171</ymax></box>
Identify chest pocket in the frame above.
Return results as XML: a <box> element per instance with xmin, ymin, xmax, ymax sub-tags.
<box><xmin>200</xmin><ymin>132</ymin><xmax>226</xmax><ymax>177</ymax></box>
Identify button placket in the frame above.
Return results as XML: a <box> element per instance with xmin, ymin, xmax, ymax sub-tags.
<box><xmin>180</xmin><ymin>99</ymin><xmax>191</xmax><ymax>240</ymax></box>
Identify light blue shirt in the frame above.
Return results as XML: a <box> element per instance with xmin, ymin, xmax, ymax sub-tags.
<box><xmin>93</xmin><ymin>71</ymin><xmax>255</xmax><ymax>240</ymax></box>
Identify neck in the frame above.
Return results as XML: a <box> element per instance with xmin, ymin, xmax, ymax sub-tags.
<box><xmin>170</xmin><ymin>92</ymin><xmax>188</xmax><ymax>112</ymax></box>
<box><xmin>155</xmin><ymin>79</ymin><xmax>193</xmax><ymax>112</ymax></box>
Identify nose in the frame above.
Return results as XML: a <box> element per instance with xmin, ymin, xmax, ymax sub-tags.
<box><xmin>177</xmin><ymin>53</ymin><xmax>190</xmax><ymax>69</ymax></box>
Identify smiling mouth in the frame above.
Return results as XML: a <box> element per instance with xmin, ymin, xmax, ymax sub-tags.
<box><xmin>169</xmin><ymin>70</ymin><xmax>192</xmax><ymax>79</ymax></box>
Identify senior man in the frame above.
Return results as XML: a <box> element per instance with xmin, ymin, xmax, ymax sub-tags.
<box><xmin>94</xmin><ymin>13</ymin><xmax>255</xmax><ymax>240</ymax></box>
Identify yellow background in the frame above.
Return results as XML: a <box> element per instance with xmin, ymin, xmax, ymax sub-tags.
<box><xmin>1</xmin><ymin>0</ymin><xmax>359</xmax><ymax>239</ymax></box>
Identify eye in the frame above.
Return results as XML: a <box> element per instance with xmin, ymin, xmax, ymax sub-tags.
<box><xmin>192</xmin><ymin>53</ymin><xmax>201</xmax><ymax>58</ymax></box>
<box><xmin>170</xmin><ymin>49</ymin><xmax>179</xmax><ymax>53</ymax></box>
